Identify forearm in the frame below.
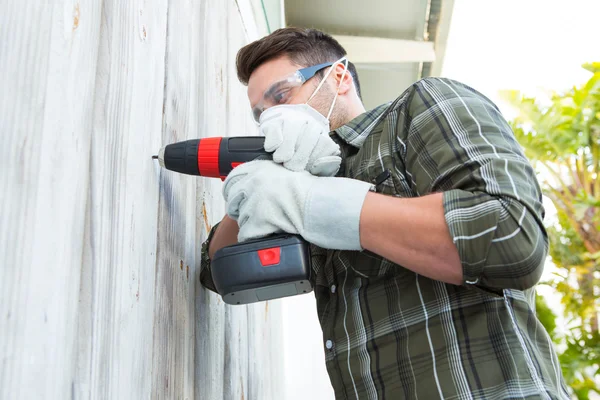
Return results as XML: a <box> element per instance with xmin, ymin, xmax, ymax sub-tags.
<box><xmin>359</xmin><ymin>192</ymin><xmax>463</xmax><ymax>285</ymax></box>
<box><xmin>207</xmin><ymin>215</ymin><xmax>240</xmax><ymax>259</ymax></box>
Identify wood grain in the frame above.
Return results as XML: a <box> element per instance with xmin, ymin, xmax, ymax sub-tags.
<box><xmin>82</xmin><ymin>1</ymin><xmax>168</xmax><ymax>398</ymax></box>
<box><xmin>1</xmin><ymin>0</ymin><xmax>283</xmax><ymax>399</ymax></box>
<box><xmin>0</xmin><ymin>1</ymin><xmax>102</xmax><ymax>398</ymax></box>
<box><xmin>194</xmin><ymin>1</ymin><xmax>284</xmax><ymax>399</ymax></box>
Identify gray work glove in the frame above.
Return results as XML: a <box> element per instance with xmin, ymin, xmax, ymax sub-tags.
<box><xmin>222</xmin><ymin>160</ymin><xmax>373</xmax><ymax>250</ymax></box>
<box><xmin>259</xmin><ymin>105</ymin><xmax>342</xmax><ymax>177</ymax></box>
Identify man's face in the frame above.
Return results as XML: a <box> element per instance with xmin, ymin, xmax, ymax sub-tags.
<box><xmin>247</xmin><ymin>56</ymin><xmax>344</xmax><ymax>127</ymax></box>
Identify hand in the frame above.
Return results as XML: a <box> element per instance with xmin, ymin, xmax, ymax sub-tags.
<box><xmin>259</xmin><ymin>105</ymin><xmax>342</xmax><ymax>177</ymax></box>
<box><xmin>222</xmin><ymin>160</ymin><xmax>373</xmax><ymax>250</ymax></box>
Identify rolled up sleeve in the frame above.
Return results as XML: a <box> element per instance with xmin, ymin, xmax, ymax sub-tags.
<box><xmin>404</xmin><ymin>78</ymin><xmax>548</xmax><ymax>290</ymax></box>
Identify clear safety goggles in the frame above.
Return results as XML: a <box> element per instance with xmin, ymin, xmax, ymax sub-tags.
<box><xmin>251</xmin><ymin>61</ymin><xmax>336</xmax><ymax>123</ymax></box>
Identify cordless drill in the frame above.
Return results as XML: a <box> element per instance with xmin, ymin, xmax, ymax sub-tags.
<box><xmin>153</xmin><ymin>137</ymin><xmax>269</xmax><ymax>179</ymax></box>
<box><xmin>153</xmin><ymin>137</ymin><xmax>312</xmax><ymax>305</ymax></box>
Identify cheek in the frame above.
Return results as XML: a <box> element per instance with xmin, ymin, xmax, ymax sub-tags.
<box><xmin>289</xmin><ymin>83</ymin><xmax>318</xmax><ymax>105</ymax></box>
<box><xmin>308</xmin><ymin>85</ymin><xmax>335</xmax><ymax>110</ymax></box>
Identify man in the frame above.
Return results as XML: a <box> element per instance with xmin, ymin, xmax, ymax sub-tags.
<box><xmin>199</xmin><ymin>28</ymin><xmax>569</xmax><ymax>399</ymax></box>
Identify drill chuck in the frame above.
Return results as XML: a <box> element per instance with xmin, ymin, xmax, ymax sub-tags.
<box><xmin>155</xmin><ymin>146</ymin><xmax>166</xmax><ymax>168</ymax></box>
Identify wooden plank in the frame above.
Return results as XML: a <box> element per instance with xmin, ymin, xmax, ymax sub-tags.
<box><xmin>234</xmin><ymin>0</ymin><xmax>269</xmax><ymax>40</ymax></box>
<box><xmin>194</xmin><ymin>1</ymin><xmax>241</xmax><ymax>399</ymax></box>
<box><xmin>191</xmin><ymin>0</ymin><xmax>228</xmax><ymax>398</ymax></box>
<box><xmin>1</xmin><ymin>1</ymin><xmax>285</xmax><ymax>399</ymax></box>
<box><xmin>222</xmin><ymin>3</ymin><xmax>253</xmax><ymax>400</ymax></box>
<box><xmin>193</xmin><ymin>1</ymin><xmax>285</xmax><ymax>399</ymax></box>
<box><xmin>82</xmin><ymin>1</ymin><xmax>168</xmax><ymax>398</ymax></box>
<box><xmin>151</xmin><ymin>0</ymin><xmax>205</xmax><ymax>398</ymax></box>
<box><xmin>0</xmin><ymin>1</ymin><xmax>103</xmax><ymax>398</ymax></box>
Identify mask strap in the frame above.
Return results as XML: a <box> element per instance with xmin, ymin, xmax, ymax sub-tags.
<box><xmin>306</xmin><ymin>57</ymin><xmax>348</xmax><ymax>106</ymax></box>
<box><xmin>326</xmin><ymin>58</ymin><xmax>348</xmax><ymax>121</ymax></box>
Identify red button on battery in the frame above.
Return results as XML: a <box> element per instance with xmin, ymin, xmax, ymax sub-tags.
<box><xmin>257</xmin><ymin>247</ymin><xmax>281</xmax><ymax>267</ymax></box>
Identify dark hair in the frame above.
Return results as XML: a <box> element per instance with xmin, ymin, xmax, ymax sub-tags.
<box><xmin>236</xmin><ymin>27</ymin><xmax>362</xmax><ymax>100</ymax></box>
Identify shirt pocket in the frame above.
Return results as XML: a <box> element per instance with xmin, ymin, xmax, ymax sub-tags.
<box><xmin>351</xmin><ymin>139</ymin><xmax>414</xmax><ymax>198</ymax></box>
<box><xmin>363</xmin><ymin>158</ymin><xmax>413</xmax><ymax>198</ymax></box>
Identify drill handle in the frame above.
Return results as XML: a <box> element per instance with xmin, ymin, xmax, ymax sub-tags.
<box><xmin>217</xmin><ymin>137</ymin><xmax>271</xmax><ymax>178</ymax></box>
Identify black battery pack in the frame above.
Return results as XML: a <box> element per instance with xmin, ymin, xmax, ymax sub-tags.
<box><xmin>211</xmin><ymin>234</ymin><xmax>313</xmax><ymax>305</ymax></box>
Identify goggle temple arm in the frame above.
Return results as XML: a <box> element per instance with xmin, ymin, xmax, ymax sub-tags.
<box><xmin>297</xmin><ymin>62</ymin><xmax>335</xmax><ymax>82</ymax></box>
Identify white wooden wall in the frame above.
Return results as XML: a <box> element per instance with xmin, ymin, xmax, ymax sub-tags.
<box><xmin>0</xmin><ymin>1</ymin><xmax>283</xmax><ymax>399</ymax></box>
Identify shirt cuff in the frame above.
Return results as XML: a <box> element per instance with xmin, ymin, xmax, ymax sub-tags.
<box><xmin>199</xmin><ymin>221</ymin><xmax>221</xmax><ymax>293</ymax></box>
<box><xmin>443</xmin><ymin>189</ymin><xmax>500</xmax><ymax>286</ymax></box>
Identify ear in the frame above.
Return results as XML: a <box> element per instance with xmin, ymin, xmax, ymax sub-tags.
<box><xmin>331</xmin><ymin>62</ymin><xmax>353</xmax><ymax>95</ymax></box>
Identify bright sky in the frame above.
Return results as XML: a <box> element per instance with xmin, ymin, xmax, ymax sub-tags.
<box><xmin>442</xmin><ymin>0</ymin><xmax>600</xmax><ymax>116</ymax></box>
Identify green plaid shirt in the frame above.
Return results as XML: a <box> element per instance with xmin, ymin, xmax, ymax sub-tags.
<box><xmin>200</xmin><ymin>78</ymin><xmax>569</xmax><ymax>399</ymax></box>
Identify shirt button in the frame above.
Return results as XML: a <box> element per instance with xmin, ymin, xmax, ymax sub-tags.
<box><xmin>330</xmin><ymin>285</ymin><xmax>336</xmax><ymax>293</ymax></box>
<box><xmin>325</xmin><ymin>340</ymin><xmax>333</xmax><ymax>350</ymax></box>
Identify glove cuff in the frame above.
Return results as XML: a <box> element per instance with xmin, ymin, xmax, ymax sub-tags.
<box><xmin>304</xmin><ymin>177</ymin><xmax>374</xmax><ymax>250</ymax></box>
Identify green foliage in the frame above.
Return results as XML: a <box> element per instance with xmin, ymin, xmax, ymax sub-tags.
<box><xmin>559</xmin><ymin>331</ymin><xmax>600</xmax><ymax>399</ymax></box>
<box><xmin>535</xmin><ymin>293</ymin><xmax>558</xmax><ymax>341</ymax></box>
<box><xmin>504</xmin><ymin>63</ymin><xmax>600</xmax><ymax>399</ymax></box>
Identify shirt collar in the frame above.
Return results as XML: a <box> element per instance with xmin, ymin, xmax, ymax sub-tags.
<box><xmin>332</xmin><ymin>102</ymin><xmax>391</xmax><ymax>148</ymax></box>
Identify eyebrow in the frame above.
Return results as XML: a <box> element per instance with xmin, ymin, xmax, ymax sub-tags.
<box><xmin>263</xmin><ymin>79</ymin><xmax>290</xmax><ymax>98</ymax></box>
